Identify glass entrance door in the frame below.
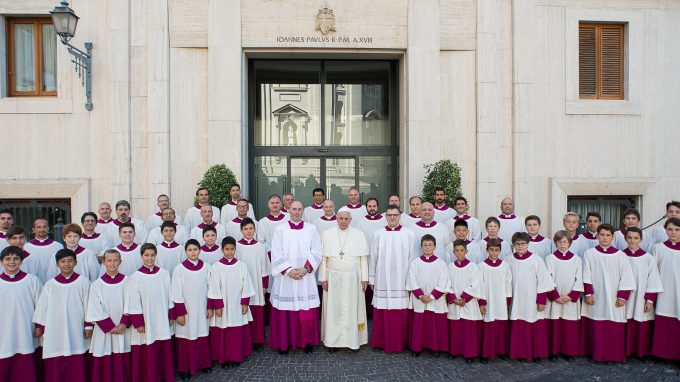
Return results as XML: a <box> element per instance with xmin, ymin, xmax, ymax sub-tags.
<box><xmin>249</xmin><ymin>60</ymin><xmax>399</xmax><ymax>217</ymax></box>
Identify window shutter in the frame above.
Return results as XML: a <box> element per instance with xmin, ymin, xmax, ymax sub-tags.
<box><xmin>579</xmin><ymin>25</ymin><xmax>597</xmax><ymax>99</ymax></box>
<box><xmin>600</xmin><ymin>25</ymin><xmax>624</xmax><ymax>99</ymax></box>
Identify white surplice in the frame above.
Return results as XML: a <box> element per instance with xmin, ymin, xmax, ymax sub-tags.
<box><xmin>357</xmin><ymin>215</ymin><xmax>386</xmax><ymax>249</ymax></box>
<box><xmin>190</xmin><ymin>222</ymin><xmax>227</xmax><ymax>246</ymax></box>
<box><xmin>106</xmin><ymin>218</ymin><xmax>147</xmax><ymax>246</ymax></box>
<box><xmin>343</xmin><ymin>204</ymin><xmax>368</xmax><ymax>227</ymax></box>
<box><xmin>432</xmin><ymin>204</ymin><xmax>455</xmax><ymax>224</ymax></box>
<box><xmin>581</xmin><ymin>246</ymin><xmax>636</xmax><ymax>323</ymax></box>
<box><xmin>33</xmin><ymin>273</ymin><xmax>91</xmax><ymax>358</ymax></box>
<box><xmin>145</xmin><ymin>225</ymin><xmax>190</xmax><ymax>246</ymax></box>
<box><xmin>407</xmin><ymin>220</ymin><xmax>451</xmax><ymax>260</ymax></box>
<box><xmin>444</xmin><ymin>240</ymin><xmax>485</xmax><ymax>265</ymax></box>
<box><xmin>545</xmin><ymin>251</ymin><xmax>583</xmax><ymax>320</ymax></box>
<box><xmin>102</xmin><ymin>243</ymin><xmax>142</xmax><ymax>276</ymax></box>
<box><xmin>478</xmin><ymin>237</ymin><xmax>512</xmax><ymax>261</ymax></box>
<box><xmin>447</xmin><ymin>259</ymin><xmax>484</xmax><ymax>321</ymax></box>
<box><xmin>497</xmin><ymin>214</ymin><xmax>526</xmax><ymax>243</ymax></box>
<box><xmin>445</xmin><ymin>215</ymin><xmax>482</xmax><ymax>241</ymax></box>
<box><xmin>407</xmin><ymin>256</ymin><xmax>451</xmax><ymax>314</ymax></box>
<box><xmin>184</xmin><ymin>204</ymin><xmax>221</xmax><ymax>229</ymax></box>
<box><xmin>199</xmin><ymin>244</ymin><xmax>222</xmax><ymax>265</ymax></box>
<box><xmin>256</xmin><ymin>213</ymin><xmax>290</xmax><ymax>253</ymax></box>
<box><xmin>85</xmin><ymin>274</ymin><xmax>132</xmax><ymax>357</ymax></box>
<box><xmin>370</xmin><ymin>226</ymin><xmax>416</xmax><ymax>310</ymax></box>
<box><xmin>46</xmin><ymin>245</ymin><xmax>100</xmax><ymax>282</ymax></box>
<box><xmin>613</xmin><ymin>229</ymin><xmax>653</xmax><ymax>252</ymax></box>
<box><xmin>145</xmin><ymin>212</ymin><xmax>183</xmax><ymax>233</ymax></box>
<box><xmin>219</xmin><ymin>201</ymin><xmax>256</xmax><ymax>225</ymax></box>
<box><xmin>235</xmin><ymin>239</ymin><xmax>270</xmax><ymax>306</ymax></box>
<box><xmin>125</xmin><ymin>267</ymin><xmax>175</xmax><ymax>345</ymax></box>
<box><xmin>23</xmin><ymin>238</ymin><xmax>63</xmax><ymax>284</ymax></box>
<box><xmin>80</xmin><ymin>232</ymin><xmax>114</xmax><ymax>259</ymax></box>
<box><xmin>653</xmin><ymin>241</ymin><xmax>680</xmax><ymax>320</ymax></box>
<box><xmin>507</xmin><ymin>252</ymin><xmax>554</xmax><ymax>323</ymax></box>
<box><xmin>303</xmin><ymin>204</ymin><xmax>325</xmax><ymax>223</ymax></box>
<box><xmin>0</xmin><ymin>272</ymin><xmax>42</xmax><ymax>359</ymax></box>
<box><xmin>319</xmin><ymin>227</ymin><xmax>369</xmax><ymax>349</ymax></box>
<box><xmin>479</xmin><ymin>258</ymin><xmax>513</xmax><ymax>322</ymax></box>
<box><xmin>172</xmin><ymin>260</ymin><xmax>211</xmax><ymax>340</ymax></box>
<box><xmin>528</xmin><ymin>235</ymin><xmax>555</xmax><ymax>261</ymax></box>
<box><xmin>155</xmin><ymin>241</ymin><xmax>185</xmax><ymax>277</ymax></box>
<box><xmin>624</xmin><ymin>248</ymin><xmax>664</xmax><ymax>322</ymax></box>
<box><xmin>208</xmin><ymin>258</ymin><xmax>255</xmax><ymax>328</ymax></box>
<box><xmin>269</xmin><ymin>221</ymin><xmax>322</xmax><ymax>311</ymax></box>
<box><xmin>312</xmin><ymin>215</ymin><xmax>338</xmax><ymax>235</ymax></box>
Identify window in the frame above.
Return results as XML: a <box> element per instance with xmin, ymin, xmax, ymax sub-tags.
<box><xmin>0</xmin><ymin>199</ymin><xmax>71</xmax><ymax>240</ymax></box>
<box><xmin>579</xmin><ymin>23</ymin><xmax>624</xmax><ymax>100</ymax></box>
<box><xmin>567</xmin><ymin>195</ymin><xmax>638</xmax><ymax>229</ymax></box>
<box><xmin>7</xmin><ymin>17</ymin><xmax>58</xmax><ymax>96</ymax></box>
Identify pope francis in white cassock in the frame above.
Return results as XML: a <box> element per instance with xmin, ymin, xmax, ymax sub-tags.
<box><xmin>319</xmin><ymin>208</ymin><xmax>369</xmax><ymax>350</ymax></box>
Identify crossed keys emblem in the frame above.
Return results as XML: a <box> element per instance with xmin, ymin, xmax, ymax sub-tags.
<box><xmin>316</xmin><ymin>7</ymin><xmax>336</xmax><ymax>35</ymax></box>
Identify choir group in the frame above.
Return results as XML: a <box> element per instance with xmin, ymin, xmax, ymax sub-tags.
<box><xmin>1</xmin><ymin>183</ymin><xmax>679</xmax><ymax>382</ymax></box>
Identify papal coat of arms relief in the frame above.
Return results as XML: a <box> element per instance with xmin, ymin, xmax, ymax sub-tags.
<box><xmin>316</xmin><ymin>7</ymin><xmax>336</xmax><ymax>35</ymax></box>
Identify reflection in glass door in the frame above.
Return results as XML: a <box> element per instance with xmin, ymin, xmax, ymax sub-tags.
<box><xmin>249</xmin><ymin>60</ymin><xmax>398</xmax><ymax>216</ymax></box>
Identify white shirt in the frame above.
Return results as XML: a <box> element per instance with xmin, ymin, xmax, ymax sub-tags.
<box><xmin>370</xmin><ymin>226</ymin><xmax>416</xmax><ymax>310</ymax></box>
<box><xmin>0</xmin><ymin>271</ymin><xmax>42</xmax><ymax>358</ymax></box>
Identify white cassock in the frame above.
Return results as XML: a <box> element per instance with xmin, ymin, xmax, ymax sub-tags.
<box><xmin>545</xmin><ymin>251</ymin><xmax>583</xmax><ymax>321</ymax></box>
<box><xmin>235</xmin><ymin>239</ymin><xmax>270</xmax><ymax>306</ymax></box>
<box><xmin>208</xmin><ymin>258</ymin><xmax>255</xmax><ymax>328</ymax></box>
<box><xmin>652</xmin><ymin>241</ymin><xmax>680</xmax><ymax>359</ymax></box>
<box><xmin>108</xmin><ymin>218</ymin><xmax>147</xmax><ymax>246</ymax></box>
<box><xmin>568</xmin><ymin>234</ymin><xmax>589</xmax><ymax>258</ymax></box>
<box><xmin>184</xmin><ymin>204</ymin><xmax>221</xmax><ymax>229</ymax></box>
<box><xmin>23</xmin><ymin>238</ymin><xmax>63</xmax><ymax>284</ymax></box>
<box><xmin>219</xmin><ymin>201</ymin><xmax>256</xmax><ymax>225</ymax></box>
<box><xmin>507</xmin><ymin>252</ymin><xmax>554</xmax><ymax>323</ymax></box>
<box><xmin>582</xmin><ymin>231</ymin><xmax>599</xmax><ymax>249</ymax></box>
<box><xmin>623</xmin><ymin>248</ymin><xmax>663</xmax><ymax>323</ymax></box>
<box><xmin>581</xmin><ymin>246</ymin><xmax>636</xmax><ymax>323</ymax></box>
<box><xmin>145</xmin><ymin>212</ymin><xmax>183</xmax><ymax>233</ymax></box>
<box><xmin>270</xmin><ymin>221</ymin><xmax>322</xmax><ymax>311</ymax></box>
<box><xmin>370</xmin><ymin>225</ymin><xmax>416</xmax><ymax>310</ymax></box>
<box><xmin>18</xmin><ymin>251</ymin><xmax>41</xmax><ymax>282</ymax></box>
<box><xmin>447</xmin><ymin>259</ymin><xmax>484</xmax><ymax>321</ymax></box>
<box><xmin>407</xmin><ymin>221</ymin><xmax>450</xmax><ymax>260</ymax></box>
<box><xmin>344</xmin><ymin>204</ymin><xmax>367</xmax><ymax>227</ymax></box>
<box><xmin>125</xmin><ymin>266</ymin><xmax>175</xmax><ymax>346</ymax></box>
<box><xmin>85</xmin><ymin>273</ymin><xmax>132</xmax><ymax>358</ymax></box>
<box><xmin>444</xmin><ymin>240</ymin><xmax>484</xmax><ymax>265</ymax></box>
<box><xmin>478</xmin><ymin>237</ymin><xmax>512</xmax><ymax>261</ymax></box>
<box><xmin>432</xmin><ymin>204</ymin><xmax>455</xmax><ymax>224</ymax></box>
<box><xmin>155</xmin><ymin>241</ymin><xmax>185</xmax><ymax>277</ymax></box>
<box><xmin>225</xmin><ymin>217</ymin><xmax>252</xmax><ymax>241</ymax></box>
<box><xmin>613</xmin><ymin>229</ymin><xmax>653</xmax><ymax>252</ymax></box>
<box><xmin>46</xmin><ymin>245</ymin><xmax>100</xmax><ymax>282</ymax></box>
<box><xmin>312</xmin><ymin>215</ymin><xmax>338</xmax><ymax>234</ymax></box>
<box><xmin>528</xmin><ymin>235</ymin><xmax>554</xmax><ymax>261</ymax></box>
<box><xmin>357</xmin><ymin>214</ymin><xmax>386</xmax><ymax>249</ymax></box>
<box><xmin>479</xmin><ymin>258</ymin><xmax>513</xmax><ymax>322</ymax></box>
<box><xmin>303</xmin><ymin>203</ymin><xmax>325</xmax><ymax>223</ymax></box>
<box><xmin>497</xmin><ymin>214</ymin><xmax>526</xmax><ymax>243</ymax></box>
<box><xmin>145</xmin><ymin>225</ymin><xmax>190</xmax><ymax>246</ymax></box>
<box><xmin>80</xmin><ymin>232</ymin><xmax>114</xmax><ymax>259</ymax></box>
<box><xmin>172</xmin><ymin>260</ymin><xmax>211</xmax><ymax>341</ymax></box>
<box><xmin>199</xmin><ymin>244</ymin><xmax>222</xmax><ymax>265</ymax></box>
<box><xmin>257</xmin><ymin>213</ymin><xmax>290</xmax><ymax>254</ymax></box>
<box><xmin>0</xmin><ymin>271</ymin><xmax>42</xmax><ymax>362</ymax></box>
<box><xmin>190</xmin><ymin>222</ymin><xmax>227</xmax><ymax>246</ymax></box>
<box><xmin>33</xmin><ymin>273</ymin><xmax>91</xmax><ymax>358</ymax></box>
<box><xmin>445</xmin><ymin>215</ymin><xmax>482</xmax><ymax>241</ymax></box>
<box><xmin>407</xmin><ymin>255</ymin><xmax>451</xmax><ymax>314</ymax></box>
<box><xmin>401</xmin><ymin>213</ymin><xmax>421</xmax><ymax>228</ymax></box>
<box><xmin>103</xmin><ymin>243</ymin><xmax>142</xmax><ymax>276</ymax></box>
<box><xmin>319</xmin><ymin>227</ymin><xmax>369</xmax><ymax>349</ymax></box>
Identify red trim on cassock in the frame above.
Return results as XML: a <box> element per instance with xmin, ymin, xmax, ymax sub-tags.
<box><xmin>240</xmin><ymin>297</ymin><xmax>250</xmax><ymax>305</ymax></box>
<box><xmin>617</xmin><ymin>290</ymin><xmax>631</xmax><ymax>300</ymax></box>
<box><xmin>208</xmin><ymin>298</ymin><xmax>224</xmax><ymax>310</ymax></box>
<box><xmin>568</xmin><ymin>291</ymin><xmax>581</xmax><ymax>302</ymax></box>
<box><xmin>168</xmin><ymin>308</ymin><xmax>176</xmax><ymax>320</ymax></box>
<box><xmin>96</xmin><ymin>318</ymin><xmax>116</xmax><ymax>333</ymax></box>
<box><xmin>584</xmin><ymin>283</ymin><xmax>594</xmax><ymax>295</ymax></box>
<box><xmin>304</xmin><ymin>260</ymin><xmax>313</xmax><ymax>272</ymax></box>
<box><xmin>174</xmin><ymin>303</ymin><xmax>188</xmax><ymax>316</ymax></box>
<box><xmin>412</xmin><ymin>289</ymin><xmax>424</xmax><ymax>299</ymax></box>
<box><xmin>643</xmin><ymin>293</ymin><xmax>657</xmax><ymax>302</ymax></box>
<box><xmin>431</xmin><ymin>289</ymin><xmax>444</xmax><ymax>300</ymax></box>
<box><xmin>461</xmin><ymin>292</ymin><xmax>473</xmax><ymax>303</ymax></box>
<box><xmin>446</xmin><ymin>294</ymin><xmax>457</xmax><ymax>304</ymax></box>
<box><xmin>130</xmin><ymin>314</ymin><xmax>145</xmax><ymax>328</ymax></box>
<box><xmin>536</xmin><ymin>292</ymin><xmax>547</xmax><ymax>305</ymax></box>
<box><xmin>478</xmin><ymin>299</ymin><xmax>487</xmax><ymax>306</ymax></box>
<box><xmin>262</xmin><ymin>276</ymin><xmax>269</xmax><ymax>289</ymax></box>
<box><xmin>547</xmin><ymin>288</ymin><xmax>560</xmax><ymax>301</ymax></box>
<box><xmin>120</xmin><ymin>314</ymin><xmax>131</xmax><ymax>327</ymax></box>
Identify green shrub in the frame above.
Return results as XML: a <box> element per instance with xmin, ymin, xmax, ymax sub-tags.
<box><xmin>196</xmin><ymin>164</ymin><xmax>238</xmax><ymax>209</ymax></box>
<box><xmin>422</xmin><ymin>160</ymin><xmax>463</xmax><ymax>206</ymax></box>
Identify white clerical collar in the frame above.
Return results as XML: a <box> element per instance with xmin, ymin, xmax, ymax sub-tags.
<box><xmin>189</xmin><ymin>259</ymin><xmax>199</xmax><ymax>266</ymax></box>
<box><xmin>4</xmin><ymin>271</ymin><xmax>18</xmax><ymax>279</ymax></box>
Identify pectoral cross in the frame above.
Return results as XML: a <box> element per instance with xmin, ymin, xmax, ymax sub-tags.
<box><xmin>339</xmin><ymin>251</ymin><xmax>344</xmax><ymax>258</ymax></box>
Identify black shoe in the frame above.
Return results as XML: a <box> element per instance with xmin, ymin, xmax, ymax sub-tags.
<box><xmin>278</xmin><ymin>349</ymin><xmax>289</xmax><ymax>355</ymax></box>
<box><xmin>220</xmin><ymin>362</ymin><xmax>229</xmax><ymax>369</ymax></box>
<box><xmin>448</xmin><ymin>354</ymin><xmax>456</xmax><ymax>360</ymax></box>
<box><xmin>563</xmin><ymin>355</ymin><xmax>574</xmax><ymax>362</ymax></box>
<box><xmin>253</xmin><ymin>343</ymin><xmax>264</xmax><ymax>351</ymax></box>
<box><xmin>328</xmin><ymin>347</ymin><xmax>338</xmax><ymax>353</ymax></box>
<box><xmin>411</xmin><ymin>351</ymin><xmax>421</xmax><ymax>358</ymax></box>
<box><xmin>202</xmin><ymin>367</ymin><xmax>212</xmax><ymax>373</ymax></box>
<box><xmin>433</xmin><ymin>352</ymin><xmax>441</xmax><ymax>358</ymax></box>
<box><xmin>465</xmin><ymin>358</ymin><xmax>474</xmax><ymax>363</ymax></box>
<box><xmin>480</xmin><ymin>358</ymin><xmax>489</xmax><ymax>364</ymax></box>
<box><xmin>304</xmin><ymin>344</ymin><xmax>314</xmax><ymax>353</ymax></box>
<box><xmin>549</xmin><ymin>356</ymin><xmax>558</xmax><ymax>362</ymax></box>
<box><xmin>498</xmin><ymin>355</ymin><xmax>507</xmax><ymax>360</ymax></box>
<box><xmin>178</xmin><ymin>371</ymin><xmax>190</xmax><ymax>380</ymax></box>
<box><xmin>518</xmin><ymin>359</ymin><xmax>527</xmax><ymax>363</ymax></box>
<box><xmin>533</xmin><ymin>358</ymin><xmax>541</xmax><ymax>363</ymax></box>
<box><xmin>233</xmin><ymin>362</ymin><xmax>241</xmax><ymax>367</ymax></box>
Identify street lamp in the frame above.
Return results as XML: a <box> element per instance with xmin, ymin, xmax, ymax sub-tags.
<box><xmin>50</xmin><ymin>0</ymin><xmax>93</xmax><ymax>110</ymax></box>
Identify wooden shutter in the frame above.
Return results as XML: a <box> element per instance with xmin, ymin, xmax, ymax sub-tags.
<box><xmin>579</xmin><ymin>23</ymin><xmax>624</xmax><ymax>100</ymax></box>
<box><xmin>579</xmin><ymin>25</ymin><xmax>597</xmax><ymax>98</ymax></box>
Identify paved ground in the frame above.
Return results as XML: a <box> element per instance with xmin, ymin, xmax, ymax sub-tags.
<box><xmin>190</xmin><ymin>345</ymin><xmax>680</xmax><ymax>382</ymax></box>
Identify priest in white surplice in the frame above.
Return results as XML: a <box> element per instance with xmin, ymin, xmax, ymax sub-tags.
<box><xmin>319</xmin><ymin>209</ymin><xmax>369</xmax><ymax>350</ymax></box>
<box><xmin>369</xmin><ymin>205</ymin><xmax>416</xmax><ymax>353</ymax></box>
<box><xmin>269</xmin><ymin>201</ymin><xmax>322</xmax><ymax>354</ymax></box>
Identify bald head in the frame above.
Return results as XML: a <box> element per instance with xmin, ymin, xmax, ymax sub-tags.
<box><xmin>323</xmin><ymin>199</ymin><xmax>336</xmax><ymax>217</ymax></box>
<box><xmin>420</xmin><ymin>202</ymin><xmax>434</xmax><ymax>222</ymax></box>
